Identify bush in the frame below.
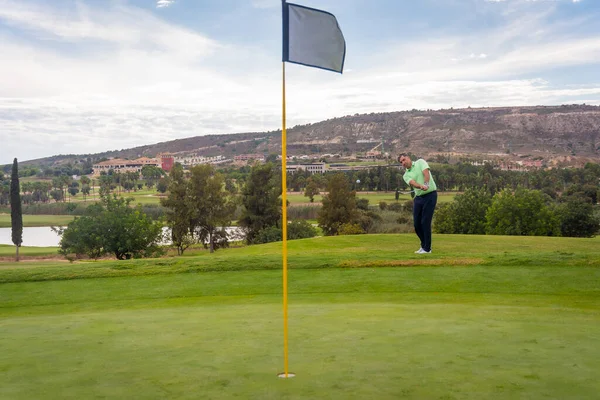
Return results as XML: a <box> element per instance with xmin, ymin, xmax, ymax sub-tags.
<box><xmin>358</xmin><ymin>210</ymin><xmax>381</xmax><ymax>233</ymax></box>
<box><xmin>338</xmin><ymin>223</ymin><xmax>365</xmax><ymax>235</ymax></box>
<box><xmin>251</xmin><ymin>220</ymin><xmax>318</xmax><ymax>244</ymax></box>
<box><xmin>356</xmin><ymin>198</ymin><xmax>370</xmax><ymax>211</ymax></box>
<box><xmin>397</xmin><ymin>216</ymin><xmax>410</xmax><ymax>225</ymax></box>
<box><xmin>379</xmin><ymin>201</ymin><xmax>388</xmax><ymax>210</ymax></box>
<box><xmin>485</xmin><ymin>189</ymin><xmax>560</xmax><ymax>236</ymax></box>
<box><xmin>368</xmin><ymin>210</ymin><xmax>413</xmax><ymax>233</ymax></box>
<box><xmin>433</xmin><ymin>188</ymin><xmax>492</xmax><ymax>234</ymax></box>
<box><xmin>288</xmin><ymin>220</ymin><xmax>318</xmax><ymax>240</ymax></box>
<box><xmin>58</xmin><ymin>195</ymin><xmax>164</xmax><ymax>260</ymax></box>
<box><xmin>250</xmin><ymin>227</ymin><xmax>281</xmax><ymax>244</ymax></box>
<box><xmin>387</xmin><ymin>202</ymin><xmax>404</xmax><ymax>212</ymax></box>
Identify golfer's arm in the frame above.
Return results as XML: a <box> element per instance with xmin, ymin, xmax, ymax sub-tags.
<box><xmin>423</xmin><ymin>169</ymin><xmax>431</xmax><ymax>184</ymax></box>
<box><xmin>408</xmin><ymin>179</ymin><xmax>424</xmax><ymax>189</ymax></box>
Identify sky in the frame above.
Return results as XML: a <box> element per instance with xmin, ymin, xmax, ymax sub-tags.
<box><xmin>1</xmin><ymin>0</ymin><xmax>599</xmax><ymax>164</ymax></box>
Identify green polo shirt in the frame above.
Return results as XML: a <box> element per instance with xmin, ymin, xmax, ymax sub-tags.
<box><xmin>403</xmin><ymin>159</ymin><xmax>437</xmax><ymax>197</ymax></box>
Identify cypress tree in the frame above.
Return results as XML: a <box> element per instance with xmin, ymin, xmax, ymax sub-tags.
<box><xmin>10</xmin><ymin>158</ymin><xmax>23</xmax><ymax>261</ymax></box>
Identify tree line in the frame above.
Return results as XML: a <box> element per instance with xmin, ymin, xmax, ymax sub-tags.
<box><xmin>4</xmin><ymin>159</ymin><xmax>598</xmax><ymax>261</ymax></box>
<box><xmin>3</xmin><ymin>160</ymin><xmax>598</xmax><ymax>209</ymax></box>
<box><xmin>434</xmin><ymin>187</ymin><xmax>599</xmax><ymax>238</ymax></box>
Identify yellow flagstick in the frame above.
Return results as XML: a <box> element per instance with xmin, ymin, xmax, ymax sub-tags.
<box><xmin>280</xmin><ymin>0</ymin><xmax>344</xmax><ymax>378</ymax></box>
<box><xmin>281</xmin><ymin>61</ymin><xmax>292</xmax><ymax>378</ymax></box>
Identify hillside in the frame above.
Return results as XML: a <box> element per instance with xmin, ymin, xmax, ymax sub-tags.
<box><xmin>20</xmin><ymin>104</ymin><xmax>600</xmax><ymax>167</ymax></box>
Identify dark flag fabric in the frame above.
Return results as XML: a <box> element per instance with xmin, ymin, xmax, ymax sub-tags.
<box><xmin>282</xmin><ymin>2</ymin><xmax>346</xmax><ymax>73</ymax></box>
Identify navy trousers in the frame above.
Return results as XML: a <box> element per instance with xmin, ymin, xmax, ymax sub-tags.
<box><xmin>413</xmin><ymin>191</ymin><xmax>437</xmax><ymax>252</ymax></box>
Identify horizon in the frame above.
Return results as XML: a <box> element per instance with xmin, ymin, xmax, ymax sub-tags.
<box><xmin>2</xmin><ymin>103</ymin><xmax>599</xmax><ymax>165</ymax></box>
<box><xmin>1</xmin><ymin>0</ymin><xmax>599</xmax><ymax>164</ymax></box>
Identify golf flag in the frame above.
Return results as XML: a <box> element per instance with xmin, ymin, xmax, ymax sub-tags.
<box><xmin>282</xmin><ymin>1</ymin><xmax>346</xmax><ymax>73</ymax></box>
<box><xmin>279</xmin><ymin>1</ymin><xmax>345</xmax><ymax>379</ymax></box>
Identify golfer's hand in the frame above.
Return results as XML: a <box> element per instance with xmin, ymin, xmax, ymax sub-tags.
<box><xmin>421</xmin><ymin>183</ymin><xmax>429</xmax><ymax>190</ymax></box>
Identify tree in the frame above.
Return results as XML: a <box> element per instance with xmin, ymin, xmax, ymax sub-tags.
<box><xmin>156</xmin><ymin>177</ymin><xmax>169</xmax><ymax>193</ymax></box>
<box><xmin>225</xmin><ymin>178</ymin><xmax>237</xmax><ymax>195</ymax></box>
<box><xmin>318</xmin><ymin>173</ymin><xmax>359</xmax><ymax>235</ymax></box>
<box><xmin>239</xmin><ymin>163</ymin><xmax>281</xmax><ymax>244</ymax></box>
<box><xmin>563</xmin><ymin>184</ymin><xmax>598</xmax><ymax>205</ymax></box>
<box><xmin>304</xmin><ymin>179</ymin><xmax>320</xmax><ymax>202</ymax></box>
<box><xmin>188</xmin><ymin>165</ymin><xmax>235</xmax><ymax>252</ymax></box>
<box><xmin>50</xmin><ymin>189</ymin><xmax>64</xmax><ymax>202</ymax></box>
<box><xmin>161</xmin><ymin>164</ymin><xmax>194</xmax><ymax>255</ymax></box>
<box><xmin>433</xmin><ymin>188</ymin><xmax>492</xmax><ymax>234</ymax></box>
<box><xmin>0</xmin><ymin>180</ymin><xmax>10</xmax><ymax>206</ymax></box>
<box><xmin>141</xmin><ymin>165</ymin><xmax>163</xmax><ymax>189</ymax></box>
<box><xmin>557</xmin><ymin>197</ymin><xmax>599</xmax><ymax>238</ymax></box>
<box><xmin>485</xmin><ymin>189</ymin><xmax>560</xmax><ymax>236</ymax></box>
<box><xmin>81</xmin><ymin>184</ymin><xmax>91</xmax><ymax>201</ymax></box>
<box><xmin>10</xmin><ymin>158</ymin><xmax>23</xmax><ymax>261</ymax></box>
<box><xmin>59</xmin><ymin>195</ymin><xmax>163</xmax><ymax>260</ymax></box>
<box><xmin>68</xmin><ymin>181</ymin><xmax>80</xmax><ymax>198</ymax></box>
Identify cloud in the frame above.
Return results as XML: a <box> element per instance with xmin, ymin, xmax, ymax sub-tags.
<box><xmin>156</xmin><ymin>0</ymin><xmax>176</xmax><ymax>8</ymax></box>
<box><xmin>0</xmin><ymin>0</ymin><xmax>598</xmax><ymax>163</ymax></box>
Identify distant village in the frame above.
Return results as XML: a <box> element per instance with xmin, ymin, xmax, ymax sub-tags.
<box><xmin>92</xmin><ymin>144</ymin><xmax>549</xmax><ymax>177</ymax></box>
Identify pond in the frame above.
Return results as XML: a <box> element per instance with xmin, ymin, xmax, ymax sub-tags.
<box><xmin>0</xmin><ymin>227</ymin><xmax>244</xmax><ymax>247</ymax></box>
<box><xmin>0</xmin><ymin>227</ymin><xmax>63</xmax><ymax>247</ymax></box>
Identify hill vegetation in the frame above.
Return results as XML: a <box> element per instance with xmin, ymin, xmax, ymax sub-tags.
<box><xmin>8</xmin><ymin>104</ymin><xmax>600</xmax><ymax>169</ymax></box>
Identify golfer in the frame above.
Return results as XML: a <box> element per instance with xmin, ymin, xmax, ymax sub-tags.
<box><xmin>398</xmin><ymin>154</ymin><xmax>438</xmax><ymax>254</ymax></box>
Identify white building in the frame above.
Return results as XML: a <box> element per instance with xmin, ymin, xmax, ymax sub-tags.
<box><xmin>286</xmin><ymin>163</ymin><xmax>327</xmax><ymax>174</ymax></box>
<box><xmin>92</xmin><ymin>157</ymin><xmax>161</xmax><ymax>175</ymax></box>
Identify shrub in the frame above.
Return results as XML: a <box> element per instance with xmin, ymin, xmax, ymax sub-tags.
<box><xmin>288</xmin><ymin>220</ymin><xmax>318</xmax><ymax>240</ymax></box>
<box><xmin>433</xmin><ymin>188</ymin><xmax>492</xmax><ymax>234</ymax></box>
<box><xmin>59</xmin><ymin>195</ymin><xmax>164</xmax><ymax>260</ymax></box>
<box><xmin>387</xmin><ymin>202</ymin><xmax>404</xmax><ymax>212</ymax></box>
<box><xmin>358</xmin><ymin>210</ymin><xmax>381</xmax><ymax>233</ymax></box>
<box><xmin>356</xmin><ymin>198</ymin><xmax>370</xmax><ymax>211</ymax></box>
<box><xmin>368</xmin><ymin>210</ymin><xmax>413</xmax><ymax>234</ymax></box>
<box><xmin>338</xmin><ymin>223</ymin><xmax>365</xmax><ymax>235</ymax></box>
<box><xmin>485</xmin><ymin>189</ymin><xmax>560</xmax><ymax>236</ymax></box>
<box><xmin>251</xmin><ymin>220</ymin><xmax>318</xmax><ymax>244</ymax></box>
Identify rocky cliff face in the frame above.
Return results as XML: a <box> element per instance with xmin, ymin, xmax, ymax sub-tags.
<box><xmin>280</xmin><ymin>105</ymin><xmax>600</xmax><ymax>160</ymax></box>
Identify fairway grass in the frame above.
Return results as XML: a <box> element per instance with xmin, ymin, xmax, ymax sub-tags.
<box><xmin>1</xmin><ymin>234</ymin><xmax>599</xmax><ymax>399</ymax></box>
<box><xmin>0</xmin><ymin>214</ymin><xmax>75</xmax><ymax>228</ymax></box>
<box><xmin>0</xmin><ymin>245</ymin><xmax>59</xmax><ymax>259</ymax></box>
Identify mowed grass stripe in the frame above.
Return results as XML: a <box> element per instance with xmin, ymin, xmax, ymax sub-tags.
<box><xmin>2</xmin><ymin>265</ymin><xmax>599</xmax><ymax>313</ymax></box>
<box><xmin>0</xmin><ymin>214</ymin><xmax>75</xmax><ymax>228</ymax></box>
<box><xmin>1</xmin><ymin>234</ymin><xmax>599</xmax><ymax>283</ymax></box>
<box><xmin>1</xmin><ymin>297</ymin><xmax>599</xmax><ymax>399</ymax></box>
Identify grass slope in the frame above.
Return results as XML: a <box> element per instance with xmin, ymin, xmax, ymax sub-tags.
<box><xmin>1</xmin><ymin>234</ymin><xmax>599</xmax><ymax>399</ymax></box>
